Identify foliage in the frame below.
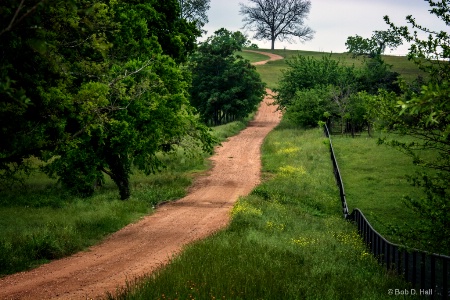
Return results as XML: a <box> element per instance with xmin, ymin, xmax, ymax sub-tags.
<box><xmin>189</xmin><ymin>28</ymin><xmax>266</xmax><ymax>126</ymax></box>
<box><xmin>0</xmin><ymin>0</ymin><xmax>213</xmax><ymax>199</ymax></box>
<box><xmin>345</xmin><ymin>30</ymin><xmax>403</xmax><ymax>58</ymax></box>
<box><xmin>369</xmin><ymin>0</ymin><xmax>450</xmax><ymax>253</ymax></box>
<box><xmin>178</xmin><ymin>0</ymin><xmax>210</xmax><ymax>31</ymax></box>
<box><xmin>356</xmin><ymin>56</ymin><xmax>401</xmax><ymax>94</ymax></box>
<box><xmin>384</xmin><ymin>1</ymin><xmax>450</xmax><ymax>82</ymax></box>
<box><xmin>275</xmin><ymin>53</ymin><xmax>400</xmax><ymax>133</ymax></box>
<box><xmin>284</xmin><ymin>85</ymin><xmax>336</xmax><ymax>127</ymax></box>
<box><xmin>240</xmin><ymin>0</ymin><xmax>314</xmax><ymax>50</ymax></box>
<box><xmin>275</xmin><ymin>55</ymin><xmax>356</xmax><ymax>108</ymax></box>
<box><xmin>276</xmin><ymin>55</ymin><xmax>366</xmax><ymax>129</ymax></box>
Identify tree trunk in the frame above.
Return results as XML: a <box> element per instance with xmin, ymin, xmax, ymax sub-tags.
<box><xmin>271</xmin><ymin>38</ymin><xmax>275</xmax><ymax>50</ymax></box>
<box><xmin>104</xmin><ymin>154</ymin><xmax>131</xmax><ymax>200</ymax></box>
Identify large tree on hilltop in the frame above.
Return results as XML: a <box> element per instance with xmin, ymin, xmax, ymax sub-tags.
<box><xmin>240</xmin><ymin>0</ymin><xmax>314</xmax><ymax>50</ymax></box>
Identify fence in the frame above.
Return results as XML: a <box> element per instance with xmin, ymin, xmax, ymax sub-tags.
<box><xmin>324</xmin><ymin>124</ymin><xmax>450</xmax><ymax>299</ymax></box>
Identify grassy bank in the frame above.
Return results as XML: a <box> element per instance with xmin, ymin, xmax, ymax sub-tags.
<box><xmin>0</xmin><ymin>118</ymin><xmax>251</xmax><ymax>276</ymax></box>
<box><xmin>109</xmin><ymin>122</ymin><xmax>415</xmax><ymax>300</ymax></box>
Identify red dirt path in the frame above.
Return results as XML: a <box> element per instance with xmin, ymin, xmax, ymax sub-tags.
<box><xmin>0</xmin><ymin>81</ymin><xmax>282</xmax><ymax>299</ymax></box>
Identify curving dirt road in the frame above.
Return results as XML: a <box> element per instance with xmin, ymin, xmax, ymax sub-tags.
<box><xmin>0</xmin><ymin>82</ymin><xmax>282</xmax><ymax>298</ymax></box>
<box><xmin>244</xmin><ymin>49</ymin><xmax>284</xmax><ymax>65</ymax></box>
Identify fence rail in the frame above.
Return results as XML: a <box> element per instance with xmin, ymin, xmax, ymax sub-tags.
<box><xmin>323</xmin><ymin>124</ymin><xmax>349</xmax><ymax>219</ymax></box>
<box><xmin>323</xmin><ymin>124</ymin><xmax>450</xmax><ymax>299</ymax></box>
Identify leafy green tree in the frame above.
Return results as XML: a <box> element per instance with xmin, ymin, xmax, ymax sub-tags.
<box><xmin>232</xmin><ymin>31</ymin><xmax>252</xmax><ymax>48</ymax></box>
<box><xmin>371</xmin><ymin>0</ymin><xmax>450</xmax><ymax>253</ymax></box>
<box><xmin>275</xmin><ymin>55</ymin><xmax>356</xmax><ymax>109</ymax></box>
<box><xmin>240</xmin><ymin>0</ymin><xmax>314</xmax><ymax>50</ymax></box>
<box><xmin>0</xmin><ymin>0</ymin><xmax>213</xmax><ymax>199</ymax></box>
<box><xmin>276</xmin><ymin>53</ymin><xmax>399</xmax><ymax>132</ymax></box>
<box><xmin>189</xmin><ymin>28</ymin><xmax>265</xmax><ymax>125</ymax></box>
<box><xmin>284</xmin><ymin>85</ymin><xmax>335</xmax><ymax>127</ymax></box>
<box><xmin>276</xmin><ymin>55</ymin><xmax>362</xmax><ymax>130</ymax></box>
<box><xmin>356</xmin><ymin>56</ymin><xmax>401</xmax><ymax>94</ymax></box>
<box><xmin>1</xmin><ymin>0</ymin><xmax>109</xmax><ymax>186</ymax></box>
<box><xmin>345</xmin><ymin>30</ymin><xmax>403</xmax><ymax>58</ymax></box>
<box><xmin>178</xmin><ymin>0</ymin><xmax>210</xmax><ymax>30</ymax></box>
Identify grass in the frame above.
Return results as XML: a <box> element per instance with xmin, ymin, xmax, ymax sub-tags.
<box><xmin>330</xmin><ymin>132</ymin><xmax>442</xmax><ymax>253</ymax></box>
<box><xmin>0</xmin><ymin>118</ymin><xmax>252</xmax><ymax>276</ymax></box>
<box><xmin>236</xmin><ymin>50</ymin><xmax>269</xmax><ymax>63</ymax></box>
<box><xmin>240</xmin><ymin>48</ymin><xmax>425</xmax><ymax>89</ymax></box>
<box><xmin>108</xmin><ymin>121</ymin><xmax>416</xmax><ymax>300</ymax></box>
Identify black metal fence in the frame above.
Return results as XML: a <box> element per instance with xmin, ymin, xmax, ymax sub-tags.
<box><xmin>324</xmin><ymin>124</ymin><xmax>450</xmax><ymax>299</ymax></box>
<box><xmin>324</xmin><ymin>123</ymin><xmax>350</xmax><ymax>219</ymax></box>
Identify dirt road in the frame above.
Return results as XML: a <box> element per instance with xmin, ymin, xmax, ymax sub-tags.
<box><xmin>0</xmin><ymin>86</ymin><xmax>282</xmax><ymax>299</ymax></box>
<box><xmin>244</xmin><ymin>49</ymin><xmax>284</xmax><ymax>65</ymax></box>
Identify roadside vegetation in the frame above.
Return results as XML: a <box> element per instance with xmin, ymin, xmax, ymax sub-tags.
<box><xmin>0</xmin><ymin>118</ymin><xmax>250</xmax><ymax>276</ymax></box>
<box><xmin>270</xmin><ymin>0</ymin><xmax>450</xmax><ymax>255</ymax></box>
<box><xmin>109</xmin><ymin>122</ymin><xmax>415</xmax><ymax>300</ymax></box>
<box><xmin>0</xmin><ymin>0</ymin><xmax>263</xmax><ymax>276</ymax></box>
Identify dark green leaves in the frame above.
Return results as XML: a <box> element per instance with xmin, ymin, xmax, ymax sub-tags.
<box><xmin>189</xmin><ymin>28</ymin><xmax>266</xmax><ymax>126</ymax></box>
<box><xmin>0</xmin><ymin>0</ymin><xmax>213</xmax><ymax>199</ymax></box>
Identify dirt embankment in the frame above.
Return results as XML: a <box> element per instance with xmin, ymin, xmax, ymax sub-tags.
<box><xmin>0</xmin><ymin>83</ymin><xmax>282</xmax><ymax>300</ymax></box>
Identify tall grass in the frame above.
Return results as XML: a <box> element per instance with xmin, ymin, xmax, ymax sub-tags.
<box><xmin>109</xmin><ymin>121</ymin><xmax>415</xmax><ymax>300</ymax></box>
<box><xmin>0</xmin><ymin>119</ymin><xmax>251</xmax><ymax>276</ymax></box>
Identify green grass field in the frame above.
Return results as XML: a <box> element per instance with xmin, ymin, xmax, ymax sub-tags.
<box><xmin>238</xmin><ymin>48</ymin><xmax>432</xmax><ymax>252</ymax></box>
<box><xmin>331</xmin><ymin>133</ymin><xmax>425</xmax><ymax>247</ymax></box>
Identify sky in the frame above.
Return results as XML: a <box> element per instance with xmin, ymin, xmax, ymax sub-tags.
<box><xmin>202</xmin><ymin>0</ymin><xmax>445</xmax><ymax>55</ymax></box>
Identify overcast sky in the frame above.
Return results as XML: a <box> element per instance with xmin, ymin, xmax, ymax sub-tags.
<box><xmin>202</xmin><ymin>0</ymin><xmax>445</xmax><ymax>55</ymax></box>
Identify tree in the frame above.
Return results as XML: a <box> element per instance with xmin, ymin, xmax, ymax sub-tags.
<box><xmin>275</xmin><ymin>53</ymin><xmax>400</xmax><ymax>134</ymax></box>
<box><xmin>178</xmin><ymin>0</ymin><xmax>210</xmax><ymax>30</ymax></box>
<box><xmin>239</xmin><ymin>0</ymin><xmax>314</xmax><ymax>50</ymax></box>
<box><xmin>189</xmin><ymin>28</ymin><xmax>265</xmax><ymax>125</ymax></box>
<box><xmin>356</xmin><ymin>56</ymin><xmax>400</xmax><ymax>94</ymax></box>
<box><xmin>370</xmin><ymin>0</ymin><xmax>450</xmax><ymax>253</ymax></box>
<box><xmin>0</xmin><ymin>0</ymin><xmax>213</xmax><ymax>199</ymax></box>
<box><xmin>283</xmin><ymin>85</ymin><xmax>336</xmax><ymax>128</ymax></box>
<box><xmin>232</xmin><ymin>31</ymin><xmax>252</xmax><ymax>48</ymax></box>
<box><xmin>345</xmin><ymin>30</ymin><xmax>403</xmax><ymax>58</ymax></box>
<box><xmin>275</xmin><ymin>55</ymin><xmax>356</xmax><ymax>109</ymax></box>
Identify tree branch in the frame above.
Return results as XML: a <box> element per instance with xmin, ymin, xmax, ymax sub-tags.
<box><xmin>0</xmin><ymin>0</ymin><xmax>48</xmax><ymax>37</ymax></box>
